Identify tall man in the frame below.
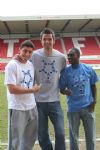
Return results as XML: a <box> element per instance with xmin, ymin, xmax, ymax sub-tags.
<box><xmin>31</xmin><ymin>28</ymin><xmax>66</xmax><ymax>150</ymax></box>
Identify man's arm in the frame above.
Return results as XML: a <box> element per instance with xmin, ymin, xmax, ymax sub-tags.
<box><xmin>91</xmin><ymin>84</ymin><xmax>97</xmax><ymax>104</ymax></box>
<box><xmin>88</xmin><ymin>84</ymin><xmax>97</xmax><ymax>112</ymax></box>
<box><xmin>7</xmin><ymin>84</ymin><xmax>41</xmax><ymax>94</ymax></box>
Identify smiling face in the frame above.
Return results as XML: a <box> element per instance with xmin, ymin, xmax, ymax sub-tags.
<box><xmin>67</xmin><ymin>49</ymin><xmax>80</xmax><ymax>65</ymax></box>
<box><xmin>41</xmin><ymin>33</ymin><xmax>55</xmax><ymax>51</ymax></box>
<box><xmin>19</xmin><ymin>46</ymin><xmax>33</xmax><ymax>63</ymax></box>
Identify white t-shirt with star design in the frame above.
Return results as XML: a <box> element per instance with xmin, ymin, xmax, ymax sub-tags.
<box><xmin>4</xmin><ymin>60</ymin><xmax>36</xmax><ymax>111</ymax></box>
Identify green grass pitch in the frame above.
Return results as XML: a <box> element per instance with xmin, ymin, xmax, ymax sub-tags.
<box><xmin>0</xmin><ymin>70</ymin><xmax>100</xmax><ymax>143</ymax></box>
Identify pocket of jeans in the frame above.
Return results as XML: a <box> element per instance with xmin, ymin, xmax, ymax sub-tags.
<box><xmin>86</xmin><ymin>109</ymin><xmax>95</xmax><ymax>119</ymax></box>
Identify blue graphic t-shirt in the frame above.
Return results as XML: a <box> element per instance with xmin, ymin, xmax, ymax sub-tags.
<box><xmin>59</xmin><ymin>63</ymin><xmax>98</xmax><ymax>112</ymax></box>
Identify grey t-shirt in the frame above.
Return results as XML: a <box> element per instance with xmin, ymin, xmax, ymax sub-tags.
<box><xmin>31</xmin><ymin>48</ymin><xmax>66</xmax><ymax>102</ymax></box>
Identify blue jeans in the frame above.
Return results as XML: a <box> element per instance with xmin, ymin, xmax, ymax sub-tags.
<box><xmin>67</xmin><ymin>108</ymin><xmax>96</xmax><ymax>150</ymax></box>
<box><xmin>37</xmin><ymin>101</ymin><xmax>66</xmax><ymax>150</ymax></box>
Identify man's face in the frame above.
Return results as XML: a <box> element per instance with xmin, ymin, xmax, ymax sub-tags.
<box><xmin>67</xmin><ymin>50</ymin><xmax>79</xmax><ymax>64</ymax></box>
<box><xmin>41</xmin><ymin>34</ymin><xmax>55</xmax><ymax>50</ymax></box>
<box><xmin>19</xmin><ymin>46</ymin><xmax>33</xmax><ymax>62</ymax></box>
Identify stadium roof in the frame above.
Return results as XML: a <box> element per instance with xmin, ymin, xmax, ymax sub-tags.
<box><xmin>0</xmin><ymin>15</ymin><xmax>100</xmax><ymax>37</ymax></box>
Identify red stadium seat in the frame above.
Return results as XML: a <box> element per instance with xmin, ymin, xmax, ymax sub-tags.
<box><xmin>0</xmin><ymin>37</ymin><xmax>100</xmax><ymax>71</ymax></box>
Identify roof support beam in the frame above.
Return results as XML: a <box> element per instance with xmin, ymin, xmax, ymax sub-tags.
<box><xmin>78</xmin><ymin>19</ymin><xmax>92</xmax><ymax>32</ymax></box>
<box><xmin>45</xmin><ymin>20</ymin><xmax>50</xmax><ymax>27</ymax></box>
<box><xmin>61</xmin><ymin>20</ymin><xmax>71</xmax><ymax>32</ymax></box>
<box><xmin>25</xmin><ymin>21</ymin><xmax>29</xmax><ymax>33</ymax></box>
<box><xmin>3</xmin><ymin>21</ymin><xmax>11</xmax><ymax>34</ymax></box>
<box><xmin>95</xmin><ymin>26</ymin><xmax>100</xmax><ymax>32</ymax></box>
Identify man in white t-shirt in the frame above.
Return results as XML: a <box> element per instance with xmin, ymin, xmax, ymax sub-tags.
<box><xmin>4</xmin><ymin>40</ymin><xmax>41</xmax><ymax>150</ymax></box>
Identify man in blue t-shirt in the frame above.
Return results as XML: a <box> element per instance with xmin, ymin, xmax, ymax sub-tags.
<box><xmin>59</xmin><ymin>47</ymin><xmax>98</xmax><ymax>150</ymax></box>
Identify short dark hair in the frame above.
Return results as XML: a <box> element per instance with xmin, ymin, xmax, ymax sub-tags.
<box><xmin>20</xmin><ymin>40</ymin><xmax>35</xmax><ymax>49</ymax></box>
<box><xmin>69</xmin><ymin>47</ymin><xmax>80</xmax><ymax>58</ymax></box>
<box><xmin>40</xmin><ymin>27</ymin><xmax>55</xmax><ymax>39</ymax></box>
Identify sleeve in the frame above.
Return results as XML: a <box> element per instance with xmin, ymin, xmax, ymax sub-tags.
<box><xmin>4</xmin><ymin>63</ymin><xmax>17</xmax><ymax>85</ymax></box>
<box><xmin>90</xmin><ymin>68</ymin><xmax>99</xmax><ymax>85</ymax></box>
<box><xmin>59</xmin><ymin>68</ymin><xmax>67</xmax><ymax>90</ymax></box>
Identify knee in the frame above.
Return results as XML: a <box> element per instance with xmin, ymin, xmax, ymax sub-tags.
<box><xmin>56</xmin><ymin>131</ymin><xmax>65</xmax><ymax>140</ymax></box>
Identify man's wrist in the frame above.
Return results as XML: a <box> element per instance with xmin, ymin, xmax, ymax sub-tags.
<box><xmin>92</xmin><ymin>100</ymin><xmax>96</xmax><ymax>105</ymax></box>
